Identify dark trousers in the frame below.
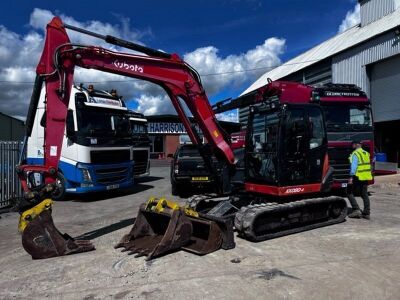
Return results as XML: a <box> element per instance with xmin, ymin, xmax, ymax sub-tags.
<box><xmin>347</xmin><ymin>176</ymin><xmax>370</xmax><ymax>215</ymax></box>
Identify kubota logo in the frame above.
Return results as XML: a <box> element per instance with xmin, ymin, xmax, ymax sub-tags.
<box><xmin>113</xmin><ymin>60</ymin><xmax>144</xmax><ymax>73</ymax></box>
<box><xmin>284</xmin><ymin>187</ymin><xmax>305</xmax><ymax>194</ymax></box>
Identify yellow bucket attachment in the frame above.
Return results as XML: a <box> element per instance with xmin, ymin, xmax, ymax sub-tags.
<box><xmin>20</xmin><ymin>199</ymin><xmax>95</xmax><ymax>259</ymax></box>
<box><xmin>115</xmin><ymin>197</ymin><xmax>225</xmax><ymax>260</ymax></box>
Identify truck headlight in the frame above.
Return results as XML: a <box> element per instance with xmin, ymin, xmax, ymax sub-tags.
<box><xmin>80</xmin><ymin>168</ymin><xmax>92</xmax><ymax>182</ymax></box>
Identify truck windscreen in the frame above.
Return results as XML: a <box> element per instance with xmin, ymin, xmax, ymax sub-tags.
<box><xmin>77</xmin><ymin>108</ymin><xmax>131</xmax><ymax>137</ymax></box>
<box><xmin>323</xmin><ymin>104</ymin><xmax>373</xmax><ymax>132</ymax></box>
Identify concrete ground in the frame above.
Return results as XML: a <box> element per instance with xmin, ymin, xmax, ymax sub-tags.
<box><xmin>0</xmin><ymin>165</ymin><xmax>399</xmax><ymax>300</ymax></box>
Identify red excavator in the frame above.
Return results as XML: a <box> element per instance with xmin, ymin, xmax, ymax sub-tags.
<box><xmin>16</xmin><ymin>17</ymin><xmax>348</xmax><ymax>260</ymax></box>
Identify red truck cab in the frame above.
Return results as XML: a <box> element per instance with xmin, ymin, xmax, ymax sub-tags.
<box><xmin>311</xmin><ymin>84</ymin><xmax>374</xmax><ymax>189</ymax></box>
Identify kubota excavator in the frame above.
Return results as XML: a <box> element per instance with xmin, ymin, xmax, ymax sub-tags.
<box><xmin>16</xmin><ymin>17</ymin><xmax>347</xmax><ymax>260</ymax></box>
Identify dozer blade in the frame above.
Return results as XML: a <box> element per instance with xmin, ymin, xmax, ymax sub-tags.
<box><xmin>20</xmin><ymin>200</ymin><xmax>95</xmax><ymax>259</ymax></box>
<box><xmin>115</xmin><ymin>198</ymin><xmax>227</xmax><ymax>259</ymax></box>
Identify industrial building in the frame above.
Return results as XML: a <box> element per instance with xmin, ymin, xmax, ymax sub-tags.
<box><xmin>146</xmin><ymin>115</ymin><xmax>240</xmax><ymax>158</ymax></box>
<box><xmin>240</xmin><ymin>0</ymin><xmax>400</xmax><ymax>164</ymax></box>
<box><xmin>0</xmin><ymin>112</ymin><xmax>25</xmax><ymax>141</ymax></box>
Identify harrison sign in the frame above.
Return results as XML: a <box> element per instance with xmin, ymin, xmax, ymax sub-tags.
<box><xmin>148</xmin><ymin>122</ymin><xmax>200</xmax><ymax>134</ymax></box>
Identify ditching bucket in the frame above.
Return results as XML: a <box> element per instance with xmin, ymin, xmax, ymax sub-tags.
<box><xmin>115</xmin><ymin>198</ymin><xmax>227</xmax><ymax>259</ymax></box>
<box><xmin>182</xmin><ymin>216</ymin><xmax>223</xmax><ymax>255</ymax></box>
<box><xmin>20</xmin><ymin>199</ymin><xmax>95</xmax><ymax>259</ymax></box>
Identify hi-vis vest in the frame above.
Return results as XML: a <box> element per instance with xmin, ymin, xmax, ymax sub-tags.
<box><xmin>349</xmin><ymin>148</ymin><xmax>373</xmax><ymax>181</ymax></box>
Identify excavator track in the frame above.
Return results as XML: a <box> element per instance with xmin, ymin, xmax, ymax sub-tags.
<box><xmin>234</xmin><ymin>196</ymin><xmax>347</xmax><ymax>242</ymax></box>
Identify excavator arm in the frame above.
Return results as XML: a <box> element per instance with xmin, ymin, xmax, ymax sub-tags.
<box><xmin>33</xmin><ymin>17</ymin><xmax>234</xmax><ymax>176</ymax></box>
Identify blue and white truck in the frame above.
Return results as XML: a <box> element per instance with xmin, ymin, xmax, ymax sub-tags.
<box><xmin>27</xmin><ymin>85</ymin><xmax>134</xmax><ymax>200</ymax></box>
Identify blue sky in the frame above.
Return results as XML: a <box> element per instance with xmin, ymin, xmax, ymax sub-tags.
<box><xmin>0</xmin><ymin>0</ymin><xmax>359</xmax><ymax>120</ymax></box>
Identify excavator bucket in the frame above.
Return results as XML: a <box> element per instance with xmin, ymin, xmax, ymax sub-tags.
<box><xmin>182</xmin><ymin>216</ymin><xmax>223</xmax><ymax>255</ymax></box>
<box><xmin>20</xmin><ymin>199</ymin><xmax>95</xmax><ymax>259</ymax></box>
<box><xmin>115</xmin><ymin>201</ymin><xmax>193</xmax><ymax>259</ymax></box>
<box><xmin>115</xmin><ymin>198</ymin><xmax>226</xmax><ymax>259</ymax></box>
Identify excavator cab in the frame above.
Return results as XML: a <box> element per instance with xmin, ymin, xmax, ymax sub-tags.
<box><xmin>245</xmin><ymin>101</ymin><xmax>329</xmax><ymax>189</ymax></box>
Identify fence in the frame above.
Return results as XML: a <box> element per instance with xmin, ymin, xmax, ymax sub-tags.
<box><xmin>0</xmin><ymin>141</ymin><xmax>24</xmax><ymax>208</ymax></box>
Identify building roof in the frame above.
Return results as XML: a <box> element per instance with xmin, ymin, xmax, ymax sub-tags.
<box><xmin>242</xmin><ymin>7</ymin><xmax>400</xmax><ymax>95</ymax></box>
<box><xmin>0</xmin><ymin>111</ymin><xmax>25</xmax><ymax>123</ymax></box>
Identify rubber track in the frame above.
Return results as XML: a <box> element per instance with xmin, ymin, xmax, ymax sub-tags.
<box><xmin>234</xmin><ymin>196</ymin><xmax>347</xmax><ymax>242</ymax></box>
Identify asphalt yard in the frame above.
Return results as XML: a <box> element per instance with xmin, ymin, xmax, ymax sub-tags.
<box><xmin>0</xmin><ymin>166</ymin><xmax>399</xmax><ymax>299</ymax></box>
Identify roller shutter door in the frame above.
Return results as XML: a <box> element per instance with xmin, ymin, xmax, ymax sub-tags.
<box><xmin>370</xmin><ymin>55</ymin><xmax>400</xmax><ymax>123</ymax></box>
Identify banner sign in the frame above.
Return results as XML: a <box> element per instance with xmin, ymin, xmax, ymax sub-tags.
<box><xmin>148</xmin><ymin>122</ymin><xmax>200</xmax><ymax>134</ymax></box>
<box><xmin>88</xmin><ymin>96</ymin><xmax>122</xmax><ymax>107</ymax></box>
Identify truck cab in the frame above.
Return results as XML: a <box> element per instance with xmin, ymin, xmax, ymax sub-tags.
<box><xmin>312</xmin><ymin>84</ymin><xmax>374</xmax><ymax>189</ymax></box>
<box><xmin>27</xmin><ymin>85</ymin><xmax>134</xmax><ymax>200</ymax></box>
<box><xmin>128</xmin><ymin>111</ymin><xmax>150</xmax><ymax>177</ymax></box>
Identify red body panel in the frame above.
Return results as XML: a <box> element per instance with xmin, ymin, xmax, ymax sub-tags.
<box><xmin>244</xmin><ymin>182</ymin><xmax>321</xmax><ymax>197</ymax></box>
<box><xmin>230</xmin><ymin>130</ymin><xmax>246</xmax><ymax>149</ymax></box>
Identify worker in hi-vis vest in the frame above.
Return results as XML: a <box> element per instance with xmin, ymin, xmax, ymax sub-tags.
<box><xmin>347</xmin><ymin>139</ymin><xmax>373</xmax><ymax>219</ymax></box>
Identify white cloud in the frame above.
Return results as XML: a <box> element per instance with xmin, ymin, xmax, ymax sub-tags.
<box><xmin>0</xmin><ymin>8</ymin><xmax>153</xmax><ymax>119</ymax></box>
<box><xmin>216</xmin><ymin>110</ymin><xmax>238</xmax><ymax>123</ymax></box>
<box><xmin>184</xmin><ymin>37</ymin><xmax>285</xmax><ymax>95</ymax></box>
<box><xmin>135</xmin><ymin>93</ymin><xmax>175</xmax><ymax>116</ymax></box>
<box><xmin>338</xmin><ymin>3</ymin><xmax>360</xmax><ymax>33</ymax></box>
<box><xmin>29</xmin><ymin>8</ymin><xmax>149</xmax><ymax>48</ymax></box>
<box><xmin>0</xmin><ymin>8</ymin><xmax>285</xmax><ymax>121</ymax></box>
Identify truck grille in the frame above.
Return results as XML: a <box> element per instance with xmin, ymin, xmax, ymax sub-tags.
<box><xmin>94</xmin><ymin>166</ymin><xmax>130</xmax><ymax>185</ymax></box>
<box><xmin>328</xmin><ymin>146</ymin><xmax>352</xmax><ymax>183</ymax></box>
<box><xmin>133</xmin><ymin>150</ymin><xmax>149</xmax><ymax>176</ymax></box>
<box><xmin>91</xmin><ymin>150</ymin><xmax>130</xmax><ymax>164</ymax></box>
<box><xmin>97</xmin><ymin>176</ymin><xmax>126</xmax><ymax>184</ymax></box>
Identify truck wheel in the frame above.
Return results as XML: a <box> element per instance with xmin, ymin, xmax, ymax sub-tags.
<box><xmin>171</xmin><ymin>182</ymin><xmax>180</xmax><ymax>196</ymax></box>
<box><xmin>52</xmin><ymin>173</ymin><xmax>67</xmax><ymax>201</ymax></box>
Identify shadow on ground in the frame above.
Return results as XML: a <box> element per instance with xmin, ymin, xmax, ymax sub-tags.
<box><xmin>69</xmin><ymin>183</ymin><xmax>155</xmax><ymax>202</ymax></box>
<box><xmin>135</xmin><ymin>176</ymin><xmax>164</xmax><ymax>184</ymax></box>
<box><xmin>76</xmin><ymin>218</ymin><xmax>136</xmax><ymax>240</ymax></box>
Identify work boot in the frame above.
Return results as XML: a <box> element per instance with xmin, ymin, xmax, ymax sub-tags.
<box><xmin>362</xmin><ymin>213</ymin><xmax>370</xmax><ymax>220</ymax></box>
<box><xmin>348</xmin><ymin>209</ymin><xmax>362</xmax><ymax>218</ymax></box>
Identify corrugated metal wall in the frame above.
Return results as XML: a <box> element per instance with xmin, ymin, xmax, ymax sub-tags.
<box><xmin>0</xmin><ymin>141</ymin><xmax>24</xmax><ymax>208</ymax></box>
<box><xmin>332</xmin><ymin>30</ymin><xmax>400</xmax><ymax>95</ymax></box>
<box><xmin>239</xmin><ymin>108</ymin><xmax>249</xmax><ymax>126</ymax></box>
<box><xmin>285</xmin><ymin>59</ymin><xmax>332</xmax><ymax>86</ymax></box>
<box><xmin>370</xmin><ymin>55</ymin><xmax>400</xmax><ymax>122</ymax></box>
<box><xmin>360</xmin><ymin>0</ymin><xmax>395</xmax><ymax>26</ymax></box>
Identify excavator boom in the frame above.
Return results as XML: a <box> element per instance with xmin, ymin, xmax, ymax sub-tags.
<box><xmin>17</xmin><ymin>17</ymin><xmax>236</xmax><ymax>259</ymax></box>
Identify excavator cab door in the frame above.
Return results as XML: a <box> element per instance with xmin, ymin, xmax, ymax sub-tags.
<box><xmin>279</xmin><ymin>104</ymin><xmax>327</xmax><ymax>186</ymax></box>
<box><xmin>279</xmin><ymin>106</ymin><xmax>310</xmax><ymax>185</ymax></box>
